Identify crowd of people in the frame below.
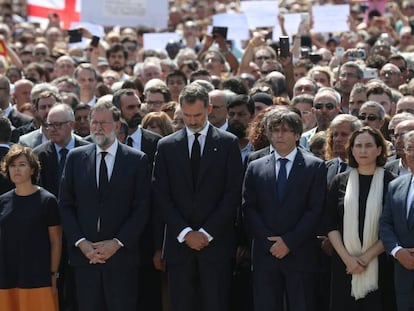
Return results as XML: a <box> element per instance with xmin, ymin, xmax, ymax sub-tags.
<box><xmin>0</xmin><ymin>0</ymin><xmax>414</xmax><ymax>310</ymax></box>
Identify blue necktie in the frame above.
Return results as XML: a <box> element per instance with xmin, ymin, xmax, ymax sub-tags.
<box><xmin>58</xmin><ymin>148</ymin><xmax>68</xmax><ymax>178</ymax></box>
<box><xmin>277</xmin><ymin>158</ymin><xmax>288</xmax><ymax>200</ymax></box>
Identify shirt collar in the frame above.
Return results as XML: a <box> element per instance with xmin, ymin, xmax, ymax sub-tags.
<box><xmin>96</xmin><ymin>139</ymin><xmax>118</xmax><ymax>157</ymax></box>
<box><xmin>54</xmin><ymin>136</ymin><xmax>75</xmax><ymax>153</ymax></box>
<box><xmin>129</xmin><ymin>126</ymin><xmax>142</xmax><ymax>141</ymax></box>
<box><xmin>274</xmin><ymin>147</ymin><xmax>297</xmax><ymax>163</ymax></box>
<box><xmin>2</xmin><ymin>103</ymin><xmax>12</xmax><ymax>117</ymax></box>
<box><xmin>186</xmin><ymin>122</ymin><xmax>210</xmax><ymax>138</ymax></box>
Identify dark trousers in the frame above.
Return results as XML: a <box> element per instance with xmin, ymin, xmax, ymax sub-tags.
<box><xmin>137</xmin><ymin>264</ymin><xmax>162</xmax><ymax>311</ymax></box>
<box><xmin>168</xmin><ymin>256</ymin><xmax>232</xmax><ymax>311</ymax></box>
<box><xmin>253</xmin><ymin>259</ymin><xmax>316</xmax><ymax>311</ymax></box>
<box><xmin>74</xmin><ymin>265</ymin><xmax>138</xmax><ymax>311</ymax></box>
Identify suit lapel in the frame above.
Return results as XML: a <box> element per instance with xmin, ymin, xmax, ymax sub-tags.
<box><xmin>264</xmin><ymin>155</ymin><xmax>278</xmax><ymax>204</ymax></box>
<box><xmin>284</xmin><ymin>150</ymin><xmax>305</xmax><ymax>201</ymax></box>
<box><xmin>47</xmin><ymin>143</ymin><xmax>59</xmax><ymax>185</ymax></box>
<box><xmin>197</xmin><ymin>125</ymin><xmax>218</xmax><ymax>186</ymax></box>
<box><xmin>178</xmin><ymin>129</ymin><xmax>193</xmax><ymax>190</ymax></box>
<box><xmin>83</xmin><ymin>145</ymin><xmax>98</xmax><ymax>192</ymax></box>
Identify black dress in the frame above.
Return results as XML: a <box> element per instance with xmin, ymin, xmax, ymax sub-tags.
<box><xmin>0</xmin><ymin>187</ymin><xmax>60</xmax><ymax>311</ymax></box>
<box><xmin>326</xmin><ymin>170</ymin><xmax>397</xmax><ymax>311</ymax></box>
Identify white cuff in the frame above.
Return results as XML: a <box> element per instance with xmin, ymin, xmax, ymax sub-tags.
<box><xmin>177</xmin><ymin>227</ymin><xmax>192</xmax><ymax>243</ymax></box>
<box><xmin>75</xmin><ymin>238</ymin><xmax>86</xmax><ymax>247</ymax></box>
<box><xmin>199</xmin><ymin>228</ymin><xmax>213</xmax><ymax>242</ymax></box>
<box><xmin>391</xmin><ymin>245</ymin><xmax>402</xmax><ymax>257</ymax></box>
<box><xmin>113</xmin><ymin>238</ymin><xmax>124</xmax><ymax>247</ymax></box>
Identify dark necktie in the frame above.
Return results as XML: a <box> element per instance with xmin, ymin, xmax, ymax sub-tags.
<box><xmin>190</xmin><ymin>133</ymin><xmax>201</xmax><ymax>186</ymax></box>
<box><xmin>99</xmin><ymin>152</ymin><xmax>109</xmax><ymax>198</ymax></box>
<box><xmin>127</xmin><ymin>137</ymin><xmax>133</xmax><ymax>147</ymax></box>
<box><xmin>339</xmin><ymin>162</ymin><xmax>347</xmax><ymax>173</ymax></box>
<box><xmin>58</xmin><ymin>148</ymin><xmax>68</xmax><ymax>178</ymax></box>
<box><xmin>277</xmin><ymin>158</ymin><xmax>288</xmax><ymax>201</ymax></box>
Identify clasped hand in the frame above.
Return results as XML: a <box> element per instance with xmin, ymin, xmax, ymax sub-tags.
<box><xmin>79</xmin><ymin>239</ymin><xmax>121</xmax><ymax>264</ymax></box>
<box><xmin>268</xmin><ymin>236</ymin><xmax>290</xmax><ymax>259</ymax></box>
<box><xmin>184</xmin><ymin>231</ymin><xmax>209</xmax><ymax>251</ymax></box>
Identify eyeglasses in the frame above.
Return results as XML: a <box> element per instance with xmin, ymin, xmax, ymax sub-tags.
<box><xmin>45</xmin><ymin>120</ymin><xmax>71</xmax><ymax>129</ymax></box>
<box><xmin>339</xmin><ymin>72</ymin><xmax>358</xmax><ymax>79</ymax></box>
<box><xmin>358</xmin><ymin>114</ymin><xmax>380</xmax><ymax>121</ymax></box>
<box><xmin>405</xmin><ymin>147</ymin><xmax>414</xmax><ymax>154</ymax></box>
<box><xmin>204</xmin><ymin>57</ymin><xmax>221</xmax><ymax>63</ymax></box>
<box><xmin>380</xmin><ymin>71</ymin><xmax>399</xmax><ymax>77</ymax></box>
<box><xmin>255</xmin><ymin>56</ymin><xmax>271</xmax><ymax>61</ymax></box>
<box><xmin>147</xmin><ymin>101</ymin><xmax>164</xmax><ymax>106</ymax></box>
<box><xmin>34</xmin><ymin>51</ymin><xmax>47</xmax><ymax>56</ymax></box>
<box><xmin>90</xmin><ymin>120</ymin><xmax>113</xmax><ymax>127</ymax></box>
<box><xmin>314</xmin><ymin>103</ymin><xmax>336</xmax><ymax>110</ymax></box>
<box><xmin>124</xmin><ymin>45</ymin><xmax>137</xmax><ymax>51</ymax></box>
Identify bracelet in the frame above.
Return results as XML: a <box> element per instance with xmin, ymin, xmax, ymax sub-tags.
<box><xmin>51</xmin><ymin>271</ymin><xmax>59</xmax><ymax>278</ymax></box>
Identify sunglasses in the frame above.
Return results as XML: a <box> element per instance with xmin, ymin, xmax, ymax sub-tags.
<box><xmin>314</xmin><ymin>102</ymin><xmax>335</xmax><ymax>110</ymax></box>
<box><xmin>358</xmin><ymin>114</ymin><xmax>380</xmax><ymax>121</ymax></box>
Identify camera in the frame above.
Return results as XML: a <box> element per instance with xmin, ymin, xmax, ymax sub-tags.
<box><xmin>348</xmin><ymin>49</ymin><xmax>366</xmax><ymax>60</ymax></box>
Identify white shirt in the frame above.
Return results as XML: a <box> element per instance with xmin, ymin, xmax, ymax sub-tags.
<box><xmin>95</xmin><ymin>139</ymin><xmax>118</xmax><ymax>186</ymax></box>
<box><xmin>185</xmin><ymin>122</ymin><xmax>209</xmax><ymax>156</ymax></box>
<box><xmin>273</xmin><ymin>148</ymin><xmax>298</xmax><ymax>179</ymax></box>
<box><xmin>54</xmin><ymin>136</ymin><xmax>75</xmax><ymax>161</ymax></box>
<box><xmin>127</xmin><ymin>126</ymin><xmax>143</xmax><ymax>151</ymax></box>
<box><xmin>177</xmin><ymin>122</ymin><xmax>213</xmax><ymax>243</ymax></box>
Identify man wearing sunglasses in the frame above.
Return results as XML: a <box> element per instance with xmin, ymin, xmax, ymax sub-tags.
<box><xmin>300</xmin><ymin>87</ymin><xmax>340</xmax><ymax>150</ymax></box>
<box><xmin>358</xmin><ymin>101</ymin><xmax>385</xmax><ymax>130</ymax></box>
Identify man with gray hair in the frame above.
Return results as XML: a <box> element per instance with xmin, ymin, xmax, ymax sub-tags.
<box><xmin>15</xmin><ymin>83</ymin><xmax>60</xmax><ymax>146</ymax></box>
<box><xmin>357</xmin><ymin>101</ymin><xmax>386</xmax><ymax>130</ymax></box>
<box><xmin>300</xmin><ymin>87</ymin><xmax>341</xmax><ymax>150</ymax></box>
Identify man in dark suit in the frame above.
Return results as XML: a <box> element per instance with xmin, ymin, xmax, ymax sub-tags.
<box><xmin>385</xmin><ymin>119</ymin><xmax>414</xmax><ymax>176</ymax></box>
<box><xmin>112</xmin><ymin>88</ymin><xmax>162</xmax><ymax>310</ymax></box>
<box><xmin>34</xmin><ymin>104</ymin><xmax>90</xmax><ymax>196</ymax></box>
<box><xmin>59</xmin><ymin>101</ymin><xmax>150</xmax><ymax>311</ymax></box>
<box><xmin>153</xmin><ymin>83</ymin><xmax>243</xmax><ymax>311</ymax></box>
<box><xmin>112</xmin><ymin>88</ymin><xmax>161</xmax><ymax>164</ymax></box>
<box><xmin>243</xmin><ymin>109</ymin><xmax>326</xmax><ymax>311</ymax></box>
<box><xmin>0</xmin><ymin>75</ymin><xmax>32</xmax><ymax>129</ymax></box>
<box><xmin>0</xmin><ymin>116</ymin><xmax>13</xmax><ymax>195</ymax></box>
<box><xmin>380</xmin><ymin>129</ymin><xmax>414</xmax><ymax>311</ymax></box>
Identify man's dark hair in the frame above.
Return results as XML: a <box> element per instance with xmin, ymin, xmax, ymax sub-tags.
<box><xmin>179</xmin><ymin>83</ymin><xmax>209</xmax><ymax>108</ymax></box>
<box><xmin>189</xmin><ymin>69</ymin><xmax>211</xmax><ymax>83</ymax></box>
<box><xmin>106</xmin><ymin>43</ymin><xmax>128</xmax><ymax>60</ymax></box>
<box><xmin>222</xmin><ymin>77</ymin><xmax>248</xmax><ymax>95</ymax></box>
<box><xmin>113</xmin><ymin>88</ymin><xmax>140</xmax><ymax>109</ymax></box>
<box><xmin>264</xmin><ymin>108</ymin><xmax>303</xmax><ymax>136</ymax></box>
<box><xmin>0</xmin><ymin>116</ymin><xmax>11</xmax><ymax>142</ymax></box>
<box><xmin>144</xmin><ymin>84</ymin><xmax>172</xmax><ymax>102</ymax></box>
<box><xmin>366</xmin><ymin>81</ymin><xmax>393</xmax><ymax>101</ymax></box>
<box><xmin>166</xmin><ymin>70</ymin><xmax>188</xmax><ymax>85</ymax></box>
<box><xmin>227</xmin><ymin>94</ymin><xmax>254</xmax><ymax>115</ymax></box>
<box><xmin>291</xmin><ymin>94</ymin><xmax>315</xmax><ymax>106</ymax></box>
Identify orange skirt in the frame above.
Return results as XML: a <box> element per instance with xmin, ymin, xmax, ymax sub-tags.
<box><xmin>0</xmin><ymin>287</ymin><xmax>58</xmax><ymax>311</ymax></box>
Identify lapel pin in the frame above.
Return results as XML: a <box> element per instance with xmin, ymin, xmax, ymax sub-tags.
<box><xmin>213</xmin><ymin>148</ymin><xmax>218</xmax><ymax>152</ymax></box>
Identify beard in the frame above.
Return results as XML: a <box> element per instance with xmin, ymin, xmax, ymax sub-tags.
<box><xmin>126</xmin><ymin>113</ymin><xmax>143</xmax><ymax>129</ymax></box>
<box><xmin>91</xmin><ymin>131</ymin><xmax>117</xmax><ymax>148</ymax></box>
<box><xmin>227</xmin><ymin>120</ymin><xmax>247</xmax><ymax>139</ymax></box>
<box><xmin>110</xmin><ymin>63</ymin><xmax>125</xmax><ymax>72</ymax></box>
